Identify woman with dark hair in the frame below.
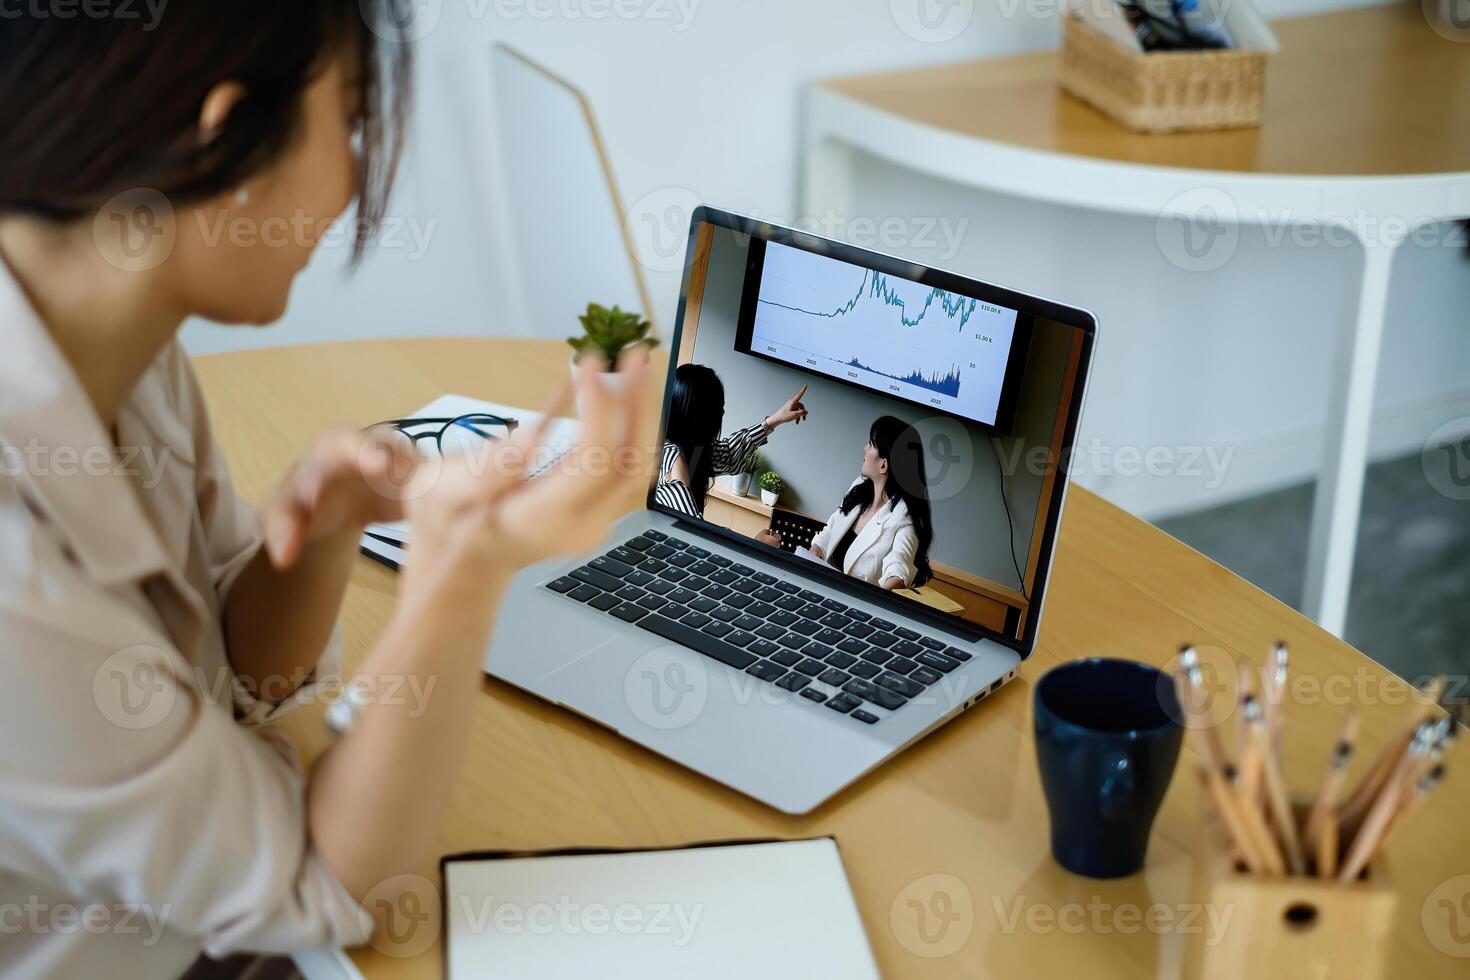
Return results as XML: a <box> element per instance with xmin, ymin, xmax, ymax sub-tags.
<box><xmin>809</xmin><ymin>416</ymin><xmax>935</xmax><ymax>590</ymax></box>
<box><xmin>0</xmin><ymin>7</ymin><xmax>652</xmax><ymax>977</ymax></box>
<box><xmin>655</xmin><ymin>362</ymin><xmax>809</xmax><ymax>519</ymax></box>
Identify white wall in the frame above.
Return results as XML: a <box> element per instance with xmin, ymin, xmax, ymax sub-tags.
<box><xmin>182</xmin><ymin>0</ymin><xmax>1466</xmax><ymax>519</ymax></box>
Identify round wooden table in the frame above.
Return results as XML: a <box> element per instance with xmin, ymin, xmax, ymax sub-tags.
<box><xmin>194</xmin><ymin>338</ymin><xmax>1469</xmax><ymax>979</ymax></box>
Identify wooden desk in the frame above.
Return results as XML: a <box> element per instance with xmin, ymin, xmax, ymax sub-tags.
<box><xmin>803</xmin><ymin>2</ymin><xmax>1470</xmax><ymax>639</ymax></box>
<box><xmin>195</xmin><ymin>338</ymin><xmax>1470</xmax><ymax>979</ymax></box>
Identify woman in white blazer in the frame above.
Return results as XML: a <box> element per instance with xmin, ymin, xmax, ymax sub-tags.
<box><xmin>809</xmin><ymin>416</ymin><xmax>936</xmax><ymax>590</ymax></box>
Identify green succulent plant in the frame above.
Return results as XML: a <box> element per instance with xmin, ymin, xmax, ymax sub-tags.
<box><xmin>757</xmin><ymin>471</ymin><xmax>784</xmax><ymax>495</ymax></box>
<box><xmin>745</xmin><ymin>449</ymin><xmax>768</xmax><ymax>477</ymax></box>
<box><xmin>567</xmin><ymin>303</ymin><xmax>658</xmax><ymax>364</ymax></box>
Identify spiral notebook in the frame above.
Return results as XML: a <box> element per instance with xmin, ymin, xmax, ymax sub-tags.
<box><xmin>440</xmin><ymin>838</ymin><xmax>879</xmax><ymax>979</ymax></box>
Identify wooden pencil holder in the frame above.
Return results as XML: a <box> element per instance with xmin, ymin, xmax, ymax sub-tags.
<box><xmin>1180</xmin><ymin>804</ymin><xmax>1396</xmax><ymax>980</ymax></box>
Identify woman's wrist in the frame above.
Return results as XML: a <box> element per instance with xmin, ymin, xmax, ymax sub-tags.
<box><xmin>398</xmin><ymin>554</ymin><xmax>514</xmax><ymax>628</ymax></box>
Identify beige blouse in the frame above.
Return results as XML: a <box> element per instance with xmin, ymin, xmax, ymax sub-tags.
<box><xmin>0</xmin><ymin>265</ymin><xmax>371</xmax><ymax>977</ymax></box>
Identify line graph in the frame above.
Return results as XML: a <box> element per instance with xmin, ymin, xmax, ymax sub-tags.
<box><xmin>745</xmin><ymin>243</ymin><xmax>1019</xmax><ymax>426</ymax></box>
<box><xmin>761</xmin><ymin>268</ymin><xmax>980</xmax><ymax>334</ymax></box>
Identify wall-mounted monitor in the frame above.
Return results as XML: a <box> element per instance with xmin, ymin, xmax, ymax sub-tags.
<box><xmin>733</xmin><ymin>239</ymin><xmax>1031</xmax><ymax>433</ymax></box>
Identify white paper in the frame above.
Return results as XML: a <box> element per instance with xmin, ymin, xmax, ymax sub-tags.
<box><xmin>443</xmin><ymin>839</ymin><xmax>880</xmax><ymax>980</ymax></box>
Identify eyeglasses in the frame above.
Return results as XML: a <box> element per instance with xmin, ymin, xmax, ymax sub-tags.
<box><xmin>366</xmin><ymin>413</ymin><xmax>520</xmax><ymax>458</ymax></box>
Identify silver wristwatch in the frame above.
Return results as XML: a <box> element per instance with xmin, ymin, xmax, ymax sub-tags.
<box><xmin>324</xmin><ymin>682</ymin><xmax>371</xmax><ymax>736</ymax></box>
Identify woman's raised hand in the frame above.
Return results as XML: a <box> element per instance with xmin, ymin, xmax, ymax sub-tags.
<box><xmin>258</xmin><ymin>426</ymin><xmax>420</xmax><ymax>569</ymax></box>
<box><xmin>766</xmin><ymin>383</ymin><xmax>809</xmax><ymax>429</ymax></box>
<box><xmin>398</xmin><ymin>351</ymin><xmax>654</xmax><ymax>602</ymax></box>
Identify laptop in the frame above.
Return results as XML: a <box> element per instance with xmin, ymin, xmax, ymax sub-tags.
<box><xmin>488</xmin><ymin>206</ymin><xmax>1096</xmax><ymax>814</ymax></box>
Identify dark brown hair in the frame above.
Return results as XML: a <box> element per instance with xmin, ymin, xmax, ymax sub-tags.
<box><xmin>0</xmin><ymin>1</ymin><xmax>412</xmax><ymax>256</ymax></box>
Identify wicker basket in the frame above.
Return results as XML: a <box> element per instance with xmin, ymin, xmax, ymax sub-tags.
<box><xmin>1059</xmin><ymin>16</ymin><xmax>1266</xmax><ymax>133</ymax></box>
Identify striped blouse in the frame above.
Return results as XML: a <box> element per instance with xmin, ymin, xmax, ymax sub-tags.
<box><xmin>654</xmin><ymin>421</ymin><xmax>769</xmax><ymax>518</ymax></box>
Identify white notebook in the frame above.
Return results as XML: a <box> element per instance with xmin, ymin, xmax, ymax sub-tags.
<box><xmin>441</xmin><ymin>838</ymin><xmax>880</xmax><ymax>979</ymax></box>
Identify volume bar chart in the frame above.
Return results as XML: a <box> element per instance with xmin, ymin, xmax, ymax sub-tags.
<box><xmin>745</xmin><ymin>243</ymin><xmax>1019</xmax><ymax>426</ymax></box>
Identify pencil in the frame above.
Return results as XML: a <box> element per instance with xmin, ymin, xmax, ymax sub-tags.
<box><xmin>1205</xmin><ymin>765</ymin><xmax>1266</xmax><ymax>874</ymax></box>
<box><xmin>1339</xmin><ymin>723</ymin><xmax>1434</xmax><ymax>882</ymax></box>
<box><xmin>1237</xmin><ymin>670</ymin><xmax>1262</xmax><ymax>805</ymax></box>
<box><xmin>1304</xmin><ymin>710</ymin><xmax>1359</xmax><ymax>855</ymax></box>
<box><xmin>1263</xmin><ymin>642</ymin><xmax>1289</xmax><ymax>762</ymax></box>
<box><xmin>1246</xmin><ymin>695</ymin><xmax>1306</xmax><ymax>875</ymax></box>
<box><xmin>1384</xmin><ymin>764</ymin><xmax>1445</xmax><ymax>840</ymax></box>
<box><xmin>1316</xmin><ymin>809</ymin><xmax>1339</xmax><ymax>879</ymax></box>
<box><xmin>1227</xmin><ymin>761</ymin><xmax>1286</xmax><ymax>876</ymax></box>
<box><xmin>1176</xmin><ymin>666</ymin><xmax>1266</xmax><ymax>874</ymax></box>
<box><xmin>1340</xmin><ymin>676</ymin><xmax>1446</xmax><ymax>830</ymax></box>
<box><xmin>1179</xmin><ymin>648</ymin><xmax>1227</xmax><ymax>772</ymax></box>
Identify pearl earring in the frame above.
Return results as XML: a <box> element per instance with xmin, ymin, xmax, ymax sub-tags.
<box><xmin>234</xmin><ymin>186</ymin><xmax>250</xmax><ymax>206</ymax></box>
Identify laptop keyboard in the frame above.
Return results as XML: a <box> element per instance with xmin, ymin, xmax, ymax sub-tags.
<box><xmin>543</xmin><ymin>529</ymin><xmax>973</xmax><ymax>725</ymax></box>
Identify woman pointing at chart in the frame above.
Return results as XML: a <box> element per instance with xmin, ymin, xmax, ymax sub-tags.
<box><xmin>655</xmin><ymin>363</ymin><xmax>810</xmax><ymax>520</ymax></box>
<box><xmin>0</xmin><ymin>7</ymin><xmax>654</xmax><ymax>978</ymax></box>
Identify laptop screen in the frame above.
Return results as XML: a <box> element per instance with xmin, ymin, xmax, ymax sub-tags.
<box><xmin>654</xmin><ymin>210</ymin><xmax>1093</xmax><ymax>650</ymax></box>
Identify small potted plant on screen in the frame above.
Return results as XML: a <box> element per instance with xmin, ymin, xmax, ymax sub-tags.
<box><xmin>758</xmin><ymin>470</ymin><xmax>784</xmax><ymax>507</ymax></box>
<box><xmin>728</xmin><ymin>449</ymin><xmax>765</xmax><ymax>497</ymax></box>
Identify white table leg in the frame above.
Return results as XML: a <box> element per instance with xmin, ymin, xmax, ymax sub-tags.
<box><xmin>1303</xmin><ymin>236</ymin><xmax>1403</xmax><ymax>636</ymax></box>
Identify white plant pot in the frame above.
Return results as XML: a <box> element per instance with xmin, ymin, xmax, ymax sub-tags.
<box><xmin>760</xmin><ymin>489</ymin><xmax>779</xmax><ymax>507</ymax></box>
<box><xmin>569</xmin><ymin>352</ymin><xmax>625</xmax><ymax>418</ymax></box>
<box><xmin>729</xmin><ymin>472</ymin><xmax>753</xmax><ymax>496</ymax></box>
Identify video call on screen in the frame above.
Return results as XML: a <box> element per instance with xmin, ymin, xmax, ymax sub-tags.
<box><xmin>667</xmin><ymin>222</ymin><xmax>1086</xmax><ymax>642</ymax></box>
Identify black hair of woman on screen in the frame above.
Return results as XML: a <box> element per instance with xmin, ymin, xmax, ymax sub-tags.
<box><xmin>655</xmin><ymin>363</ymin><xmax>810</xmax><ymax>518</ymax></box>
<box><xmin>809</xmin><ymin>415</ymin><xmax>935</xmax><ymax>590</ymax></box>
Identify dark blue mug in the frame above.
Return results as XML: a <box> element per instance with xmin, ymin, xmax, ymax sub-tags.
<box><xmin>1033</xmin><ymin>658</ymin><xmax>1183</xmax><ymax>879</ymax></box>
